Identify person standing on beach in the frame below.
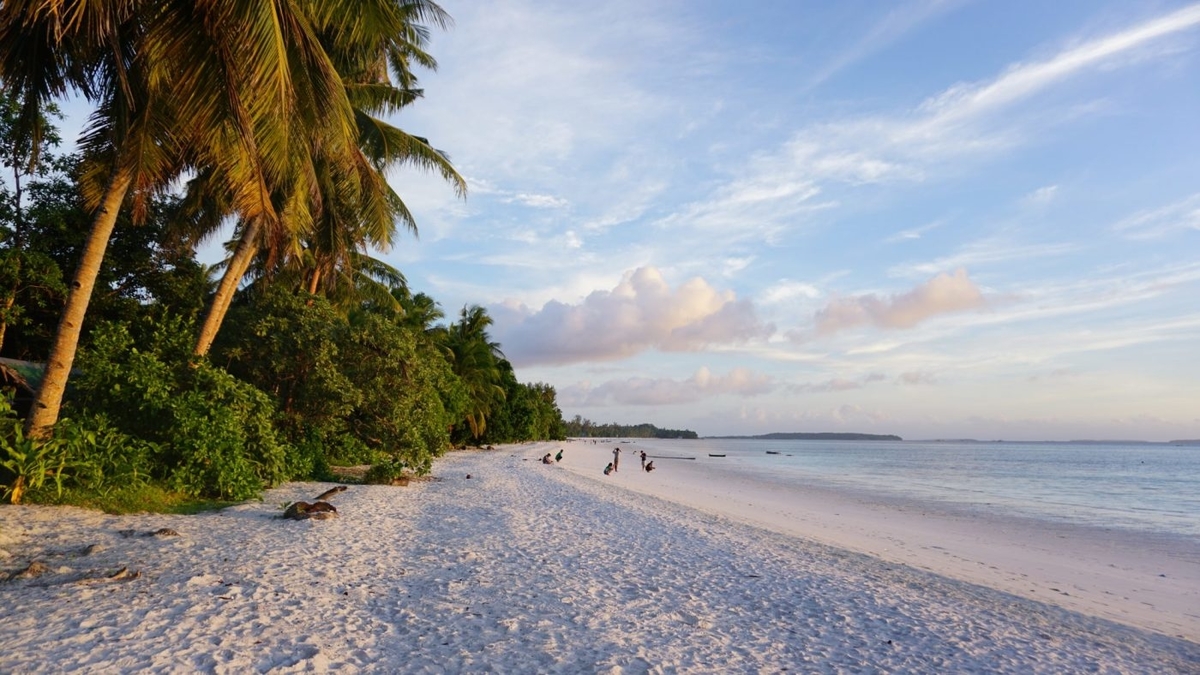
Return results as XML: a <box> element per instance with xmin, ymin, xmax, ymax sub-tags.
<box><xmin>640</xmin><ymin>450</ymin><xmax>647</xmax><ymax>470</ymax></box>
<box><xmin>612</xmin><ymin>447</ymin><xmax>621</xmax><ymax>472</ymax></box>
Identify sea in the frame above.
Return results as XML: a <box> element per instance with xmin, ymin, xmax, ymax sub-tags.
<box><xmin>628</xmin><ymin>438</ymin><xmax>1200</xmax><ymax>538</ymax></box>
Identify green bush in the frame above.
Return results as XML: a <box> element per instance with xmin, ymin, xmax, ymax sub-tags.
<box><xmin>70</xmin><ymin>317</ymin><xmax>290</xmax><ymax>500</ymax></box>
<box><xmin>364</xmin><ymin>457</ymin><xmax>408</xmax><ymax>484</ymax></box>
<box><xmin>0</xmin><ymin>396</ymin><xmax>68</xmax><ymax>503</ymax></box>
<box><xmin>51</xmin><ymin>414</ymin><xmax>156</xmax><ymax>495</ymax></box>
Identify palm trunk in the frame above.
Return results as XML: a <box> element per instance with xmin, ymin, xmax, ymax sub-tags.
<box><xmin>25</xmin><ymin>167</ymin><xmax>134</xmax><ymax>439</ymax></box>
<box><xmin>194</xmin><ymin>220</ymin><xmax>261</xmax><ymax>356</ymax></box>
<box><xmin>307</xmin><ymin>267</ymin><xmax>321</xmax><ymax>296</ymax></box>
<box><xmin>0</xmin><ymin>291</ymin><xmax>15</xmax><ymax>353</ymax></box>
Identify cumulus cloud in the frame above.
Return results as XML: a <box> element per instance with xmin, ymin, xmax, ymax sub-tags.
<box><xmin>560</xmin><ymin>367</ymin><xmax>775</xmax><ymax>406</ymax></box>
<box><xmin>492</xmin><ymin>267</ymin><xmax>773</xmax><ymax>366</ymax></box>
<box><xmin>811</xmin><ymin>269</ymin><xmax>987</xmax><ymax>337</ymax></box>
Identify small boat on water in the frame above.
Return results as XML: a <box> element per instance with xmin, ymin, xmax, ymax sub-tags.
<box><xmin>765</xmin><ymin>451</ymin><xmax>780</xmax><ymax>455</ymax></box>
<box><xmin>708</xmin><ymin>453</ymin><xmax>726</xmax><ymax>457</ymax></box>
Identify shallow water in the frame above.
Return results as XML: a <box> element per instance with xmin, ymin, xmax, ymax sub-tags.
<box><xmin>623</xmin><ymin>438</ymin><xmax>1200</xmax><ymax>537</ymax></box>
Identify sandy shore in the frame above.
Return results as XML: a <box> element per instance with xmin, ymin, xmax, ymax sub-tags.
<box><xmin>1</xmin><ymin>442</ymin><xmax>1197</xmax><ymax>673</ymax></box>
<box><xmin>564</xmin><ymin>439</ymin><xmax>1200</xmax><ymax>643</ymax></box>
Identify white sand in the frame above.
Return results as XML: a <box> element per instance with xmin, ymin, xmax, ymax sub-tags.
<box><xmin>0</xmin><ymin>442</ymin><xmax>1196</xmax><ymax>673</ymax></box>
<box><xmin>570</xmin><ymin>439</ymin><xmax>1200</xmax><ymax>643</ymax></box>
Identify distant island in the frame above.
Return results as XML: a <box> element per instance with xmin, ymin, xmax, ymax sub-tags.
<box><xmin>564</xmin><ymin>416</ymin><xmax>698</xmax><ymax>439</ymax></box>
<box><xmin>709</xmin><ymin>432</ymin><xmax>902</xmax><ymax>441</ymax></box>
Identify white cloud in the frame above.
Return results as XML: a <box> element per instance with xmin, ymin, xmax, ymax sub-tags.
<box><xmin>492</xmin><ymin>267</ymin><xmax>774</xmax><ymax>366</ymax></box>
<box><xmin>506</xmin><ymin>193</ymin><xmax>570</xmax><ymax>209</ymax></box>
<box><xmin>561</xmin><ymin>366</ymin><xmax>775</xmax><ymax>406</ymax></box>
<box><xmin>1022</xmin><ymin>185</ymin><xmax>1059</xmax><ymax>206</ymax></box>
<box><xmin>889</xmin><ymin>240</ymin><xmax>1078</xmax><ymax>278</ymax></box>
<box><xmin>807</xmin><ymin>0</ymin><xmax>965</xmax><ymax>89</ymax></box>
<box><xmin>884</xmin><ymin>218</ymin><xmax>947</xmax><ymax>243</ymax></box>
<box><xmin>898</xmin><ymin>371</ymin><xmax>938</xmax><ymax>385</ymax></box>
<box><xmin>791</xmin><ymin>372</ymin><xmax>888</xmax><ymax>393</ymax></box>
<box><xmin>658</xmin><ymin>4</ymin><xmax>1200</xmax><ymax>244</ymax></box>
<box><xmin>1112</xmin><ymin>193</ymin><xmax>1200</xmax><ymax>239</ymax></box>
<box><xmin>761</xmin><ymin>280</ymin><xmax>822</xmax><ymax>304</ymax></box>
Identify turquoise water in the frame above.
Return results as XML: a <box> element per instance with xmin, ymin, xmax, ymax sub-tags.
<box><xmin>637</xmin><ymin>439</ymin><xmax>1200</xmax><ymax>538</ymax></box>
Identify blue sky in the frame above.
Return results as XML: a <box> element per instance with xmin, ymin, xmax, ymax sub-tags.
<box><xmin>376</xmin><ymin>0</ymin><xmax>1200</xmax><ymax>441</ymax></box>
<box><xmin>49</xmin><ymin>1</ymin><xmax>1197</xmax><ymax>440</ymax></box>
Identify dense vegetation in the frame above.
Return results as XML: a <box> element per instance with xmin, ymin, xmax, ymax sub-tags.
<box><xmin>0</xmin><ymin>2</ymin><xmax>565</xmax><ymax>509</ymax></box>
<box><xmin>564</xmin><ymin>417</ymin><xmax>698</xmax><ymax>440</ymax></box>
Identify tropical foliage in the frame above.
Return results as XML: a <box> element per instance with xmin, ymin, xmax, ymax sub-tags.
<box><xmin>0</xmin><ymin>3</ymin><xmax>565</xmax><ymax>507</ymax></box>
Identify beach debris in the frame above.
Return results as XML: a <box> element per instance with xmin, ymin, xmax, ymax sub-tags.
<box><xmin>10</xmin><ymin>560</ymin><xmax>49</xmax><ymax>580</ymax></box>
<box><xmin>81</xmin><ymin>544</ymin><xmax>103</xmax><ymax>556</ymax></box>
<box><xmin>283</xmin><ymin>501</ymin><xmax>338</xmax><ymax>520</ymax></box>
<box><xmin>313</xmin><ymin>485</ymin><xmax>348</xmax><ymax>501</ymax></box>
<box><xmin>466</xmin><ymin>474</ymin><xmax>472</xmax><ymax>479</ymax></box>
<box><xmin>120</xmin><ymin>528</ymin><xmax>180</xmax><ymax>538</ymax></box>
<box><xmin>76</xmin><ymin>566</ymin><xmax>140</xmax><ymax>585</ymax></box>
<box><xmin>391</xmin><ymin>476</ymin><xmax>410</xmax><ymax>486</ymax></box>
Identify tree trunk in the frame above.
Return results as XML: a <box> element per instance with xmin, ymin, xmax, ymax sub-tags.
<box><xmin>307</xmin><ymin>267</ymin><xmax>321</xmax><ymax>296</ymax></box>
<box><xmin>0</xmin><ymin>293</ymin><xmax>15</xmax><ymax>352</ymax></box>
<box><xmin>24</xmin><ymin>167</ymin><xmax>134</xmax><ymax>439</ymax></box>
<box><xmin>193</xmin><ymin>219</ymin><xmax>261</xmax><ymax>356</ymax></box>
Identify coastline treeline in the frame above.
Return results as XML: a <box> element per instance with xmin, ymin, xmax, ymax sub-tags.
<box><xmin>0</xmin><ymin>3</ymin><xmax>565</xmax><ymax>508</ymax></box>
<box><xmin>712</xmin><ymin>432</ymin><xmax>902</xmax><ymax>441</ymax></box>
<box><xmin>564</xmin><ymin>416</ymin><xmax>698</xmax><ymax>439</ymax></box>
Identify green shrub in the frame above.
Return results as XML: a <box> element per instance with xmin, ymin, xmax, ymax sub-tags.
<box><xmin>70</xmin><ymin>317</ymin><xmax>290</xmax><ymax>500</ymax></box>
<box><xmin>364</xmin><ymin>457</ymin><xmax>408</xmax><ymax>484</ymax></box>
<box><xmin>51</xmin><ymin>414</ymin><xmax>156</xmax><ymax>495</ymax></box>
<box><xmin>0</xmin><ymin>396</ymin><xmax>68</xmax><ymax>503</ymax></box>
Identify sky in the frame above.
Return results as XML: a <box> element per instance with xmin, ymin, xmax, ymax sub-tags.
<box><xmin>375</xmin><ymin>0</ymin><xmax>1200</xmax><ymax>442</ymax></box>
<box><xmin>54</xmin><ymin>1</ymin><xmax>1200</xmax><ymax>441</ymax></box>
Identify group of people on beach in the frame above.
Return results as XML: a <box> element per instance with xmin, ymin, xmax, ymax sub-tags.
<box><xmin>604</xmin><ymin>447</ymin><xmax>653</xmax><ymax>475</ymax></box>
<box><xmin>541</xmin><ymin>449</ymin><xmax>563</xmax><ymax>465</ymax></box>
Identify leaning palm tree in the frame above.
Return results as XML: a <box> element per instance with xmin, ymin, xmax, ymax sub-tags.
<box><xmin>1</xmin><ymin>0</ymin><xmax>358</xmax><ymax>437</ymax></box>
<box><xmin>191</xmin><ymin>0</ymin><xmax>465</xmax><ymax>356</ymax></box>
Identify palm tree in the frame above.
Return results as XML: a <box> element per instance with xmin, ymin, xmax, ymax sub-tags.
<box><xmin>191</xmin><ymin>0</ymin><xmax>465</xmax><ymax>356</ymax></box>
<box><xmin>445</xmin><ymin>305</ymin><xmax>506</xmax><ymax>440</ymax></box>
<box><xmin>1</xmin><ymin>0</ymin><xmax>358</xmax><ymax>438</ymax></box>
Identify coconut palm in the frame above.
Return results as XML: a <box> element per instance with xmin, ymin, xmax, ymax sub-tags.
<box><xmin>445</xmin><ymin>305</ymin><xmax>506</xmax><ymax>440</ymax></box>
<box><xmin>1</xmin><ymin>0</ymin><xmax>358</xmax><ymax>437</ymax></box>
<box><xmin>190</xmin><ymin>0</ymin><xmax>465</xmax><ymax>356</ymax></box>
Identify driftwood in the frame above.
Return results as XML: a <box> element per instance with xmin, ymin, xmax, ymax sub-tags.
<box><xmin>75</xmin><ymin>566</ymin><xmax>140</xmax><ymax>585</ymax></box>
<box><xmin>313</xmin><ymin>485</ymin><xmax>348</xmax><ymax>501</ymax></box>
<box><xmin>283</xmin><ymin>501</ymin><xmax>338</xmax><ymax>520</ymax></box>
<box><xmin>9</xmin><ymin>560</ymin><xmax>49</xmax><ymax>580</ymax></box>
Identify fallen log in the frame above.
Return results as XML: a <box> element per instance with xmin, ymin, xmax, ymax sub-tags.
<box><xmin>313</xmin><ymin>485</ymin><xmax>348</xmax><ymax>501</ymax></box>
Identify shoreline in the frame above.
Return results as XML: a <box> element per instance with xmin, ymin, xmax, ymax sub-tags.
<box><xmin>0</xmin><ymin>442</ymin><xmax>1196</xmax><ymax>672</ymax></box>
<box><xmin>556</xmin><ymin>439</ymin><xmax>1200</xmax><ymax>642</ymax></box>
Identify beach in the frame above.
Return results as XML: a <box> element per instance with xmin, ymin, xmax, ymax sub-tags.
<box><xmin>1</xmin><ymin>442</ymin><xmax>1197</xmax><ymax>673</ymax></box>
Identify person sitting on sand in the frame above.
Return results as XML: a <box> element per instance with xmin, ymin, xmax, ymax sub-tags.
<box><xmin>604</xmin><ymin>462</ymin><xmax>614</xmax><ymax>476</ymax></box>
<box><xmin>645</xmin><ymin>461</ymin><xmax>655</xmax><ymax>473</ymax></box>
<box><xmin>555</xmin><ymin>449</ymin><xmax>563</xmax><ymax>462</ymax></box>
<box><xmin>541</xmin><ymin>453</ymin><xmax>554</xmax><ymax>465</ymax></box>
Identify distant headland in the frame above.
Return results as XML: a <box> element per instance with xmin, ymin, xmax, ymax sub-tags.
<box><xmin>708</xmin><ymin>432</ymin><xmax>903</xmax><ymax>441</ymax></box>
